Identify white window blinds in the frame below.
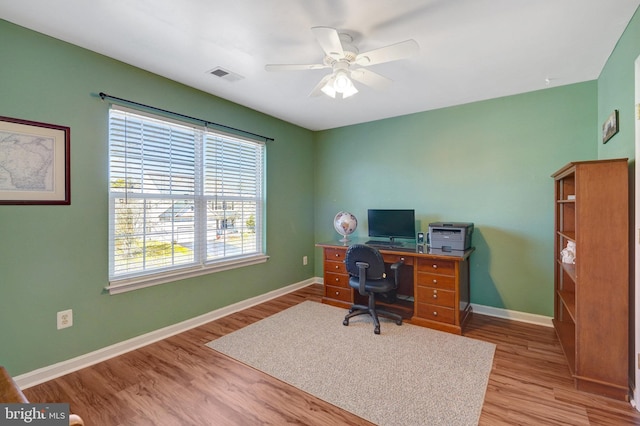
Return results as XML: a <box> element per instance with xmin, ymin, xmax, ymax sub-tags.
<box><xmin>108</xmin><ymin>106</ymin><xmax>266</xmax><ymax>293</ymax></box>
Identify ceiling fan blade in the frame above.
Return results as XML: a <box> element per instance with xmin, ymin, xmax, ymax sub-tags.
<box><xmin>311</xmin><ymin>26</ymin><xmax>344</xmax><ymax>59</ymax></box>
<box><xmin>350</xmin><ymin>68</ymin><xmax>392</xmax><ymax>90</ymax></box>
<box><xmin>355</xmin><ymin>39</ymin><xmax>419</xmax><ymax>66</ymax></box>
<box><xmin>309</xmin><ymin>74</ymin><xmax>334</xmax><ymax>97</ymax></box>
<box><xmin>265</xmin><ymin>63</ymin><xmax>328</xmax><ymax>71</ymax></box>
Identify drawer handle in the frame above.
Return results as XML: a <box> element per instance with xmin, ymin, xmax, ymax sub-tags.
<box><xmin>432</xmin><ymin>264</ymin><xmax>438</xmax><ymax>269</ymax></box>
<box><xmin>433</xmin><ymin>290</ymin><xmax>438</xmax><ymax>299</ymax></box>
<box><xmin>433</xmin><ymin>311</ymin><xmax>438</xmax><ymax>316</ymax></box>
<box><xmin>433</xmin><ymin>279</ymin><xmax>437</xmax><ymax>283</ymax></box>
<box><xmin>335</xmin><ymin>265</ymin><xmax>340</xmax><ymax>269</ymax></box>
<box><xmin>335</xmin><ymin>253</ymin><xmax>340</xmax><ymax>257</ymax></box>
<box><xmin>336</xmin><ymin>291</ymin><xmax>340</xmax><ymax>295</ymax></box>
<box><xmin>335</xmin><ymin>278</ymin><xmax>339</xmax><ymax>282</ymax></box>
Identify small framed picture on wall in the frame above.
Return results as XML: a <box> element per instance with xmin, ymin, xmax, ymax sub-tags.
<box><xmin>602</xmin><ymin>110</ymin><xmax>619</xmax><ymax>144</ymax></box>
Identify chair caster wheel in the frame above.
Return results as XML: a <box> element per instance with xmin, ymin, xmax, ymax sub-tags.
<box><xmin>396</xmin><ymin>320</ymin><xmax>402</xmax><ymax>326</ymax></box>
<box><xmin>343</xmin><ymin>319</ymin><xmax>349</xmax><ymax>326</ymax></box>
<box><xmin>374</xmin><ymin>327</ymin><xmax>380</xmax><ymax>334</ymax></box>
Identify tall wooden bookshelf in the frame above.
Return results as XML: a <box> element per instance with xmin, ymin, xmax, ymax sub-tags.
<box><xmin>552</xmin><ymin>159</ymin><xmax>629</xmax><ymax>400</ymax></box>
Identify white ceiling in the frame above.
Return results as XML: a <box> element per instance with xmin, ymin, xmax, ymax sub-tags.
<box><xmin>1</xmin><ymin>1</ymin><xmax>639</xmax><ymax>131</ymax></box>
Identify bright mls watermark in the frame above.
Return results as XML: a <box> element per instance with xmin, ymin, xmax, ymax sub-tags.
<box><xmin>0</xmin><ymin>404</ymin><xmax>68</xmax><ymax>425</ymax></box>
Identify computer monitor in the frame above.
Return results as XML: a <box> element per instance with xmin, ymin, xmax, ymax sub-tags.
<box><xmin>367</xmin><ymin>209</ymin><xmax>416</xmax><ymax>242</ymax></box>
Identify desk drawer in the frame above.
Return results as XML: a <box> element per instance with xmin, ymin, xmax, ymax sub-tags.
<box><xmin>325</xmin><ymin>285</ymin><xmax>352</xmax><ymax>303</ymax></box>
<box><xmin>416</xmin><ymin>287</ymin><xmax>455</xmax><ymax>308</ymax></box>
<box><xmin>381</xmin><ymin>253</ymin><xmax>414</xmax><ymax>266</ymax></box>
<box><xmin>325</xmin><ymin>272</ymin><xmax>349</xmax><ymax>288</ymax></box>
<box><xmin>325</xmin><ymin>260</ymin><xmax>347</xmax><ymax>274</ymax></box>
<box><xmin>416</xmin><ymin>273</ymin><xmax>455</xmax><ymax>290</ymax></box>
<box><xmin>417</xmin><ymin>258</ymin><xmax>455</xmax><ymax>275</ymax></box>
<box><xmin>324</xmin><ymin>248</ymin><xmax>346</xmax><ymax>262</ymax></box>
<box><xmin>416</xmin><ymin>303</ymin><xmax>455</xmax><ymax>324</ymax></box>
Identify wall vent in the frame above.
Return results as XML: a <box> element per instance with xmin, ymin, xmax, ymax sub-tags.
<box><xmin>207</xmin><ymin>67</ymin><xmax>244</xmax><ymax>82</ymax></box>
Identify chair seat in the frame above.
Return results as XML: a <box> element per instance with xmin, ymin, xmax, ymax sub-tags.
<box><xmin>348</xmin><ymin>277</ymin><xmax>395</xmax><ymax>294</ymax></box>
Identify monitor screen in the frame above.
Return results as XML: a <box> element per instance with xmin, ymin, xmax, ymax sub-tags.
<box><xmin>367</xmin><ymin>209</ymin><xmax>416</xmax><ymax>240</ymax></box>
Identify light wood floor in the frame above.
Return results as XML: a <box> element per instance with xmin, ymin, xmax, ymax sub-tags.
<box><xmin>23</xmin><ymin>284</ymin><xmax>640</xmax><ymax>425</ymax></box>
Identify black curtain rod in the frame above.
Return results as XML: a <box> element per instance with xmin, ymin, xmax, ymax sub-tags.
<box><xmin>98</xmin><ymin>92</ymin><xmax>274</xmax><ymax>142</ymax></box>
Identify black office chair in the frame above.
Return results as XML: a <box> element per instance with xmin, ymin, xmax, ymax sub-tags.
<box><xmin>342</xmin><ymin>244</ymin><xmax>404</xmax><ymax>334</ymax></box>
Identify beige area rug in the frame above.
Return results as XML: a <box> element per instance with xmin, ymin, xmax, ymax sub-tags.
<box><xmin>206</xmin><ymin>301</ymin><xmax>495</xmax><ymax>426</ymax></box>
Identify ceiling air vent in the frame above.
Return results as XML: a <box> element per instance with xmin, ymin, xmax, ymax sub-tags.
<box><xmin>207</xmin><ymin>66</ymin><xmax>244</xmax><ymax>82</ymax></box>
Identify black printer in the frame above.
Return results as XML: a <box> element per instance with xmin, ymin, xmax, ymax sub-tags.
<box><xmin>428</xmin><ymin>222</ymin><xmax>474</xmax><ymax>251</ymax></box>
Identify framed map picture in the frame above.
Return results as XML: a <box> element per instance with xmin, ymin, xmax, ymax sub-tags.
<box><xmin>0</xmin><ymin>116</ymin><xmax>70</xmax><ymax>205</ymax></box>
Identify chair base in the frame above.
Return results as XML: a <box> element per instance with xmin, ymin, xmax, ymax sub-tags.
<box><xmin>343</xmin><ymin>303</ymin><xmax>403</xmax><ymax>335</ymax></box>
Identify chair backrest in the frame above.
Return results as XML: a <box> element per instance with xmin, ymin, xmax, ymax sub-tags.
<box><xmin>344</xmin><ymin>244</ymin><xmax>386</xmax><ymax>280</ymax></box>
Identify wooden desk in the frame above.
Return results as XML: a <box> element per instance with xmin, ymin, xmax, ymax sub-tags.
<box><xmin>316</xmin><ymin>240</ymin><xmax>474</xmax><ymax>335</ymax></box>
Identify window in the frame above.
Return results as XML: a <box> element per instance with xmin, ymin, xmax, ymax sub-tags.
<box><xmin>108</xmin><ymin>106</ymin><xmax>267</xmax><ymax>294</ymax></box>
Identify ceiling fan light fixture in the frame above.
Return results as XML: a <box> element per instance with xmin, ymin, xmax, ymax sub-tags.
<box><xmin>333</xmin><ymin>70</ymin><xmax>351</xmax><ymax>93</ymax></box>
<box><xmin>341</xmin><ymin>80</ymin><xmax>358</xmax><ymax>98</ymax></box>
<box><xmin>321</xmin><ymin>77</ymin><xmax>337</xmax><ymax>98</ymax></box>
<box><xmin>331</xmin><ymin>69</ymin><xmax>358</xmax><ymax>98</ymax></box>
<box><xmin>320</xmin><ymin>70</ymin><xmax>358</xmax><ymax>99</ymax></box>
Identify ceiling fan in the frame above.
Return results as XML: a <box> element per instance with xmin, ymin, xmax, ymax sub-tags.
<box><xmin>265</xmin><ymin>27</ymin><xmax>419</xmax><ymax>99</ymax></box>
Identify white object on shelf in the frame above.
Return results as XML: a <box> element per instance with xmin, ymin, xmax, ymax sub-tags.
<box><xmin>561</xmin><ymin>241</ymin><xmax>576</xmax><ymax>264</ymax></box>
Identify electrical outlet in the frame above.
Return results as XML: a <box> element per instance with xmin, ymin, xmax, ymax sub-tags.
<box><xmin>57</xmin><ymin>309</ymin><xmax>73</xmax><ymax>330</ymax></box>
<box><xmin>303</xmin><ymin>255</ymin><xmax>308</xmax><ymax>265</ymax></box>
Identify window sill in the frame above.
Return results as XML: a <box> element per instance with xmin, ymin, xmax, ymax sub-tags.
<box><xmin>106</xmin><ymin>254</ymin><xmax>270</xmax><ymax>295</ymax></box>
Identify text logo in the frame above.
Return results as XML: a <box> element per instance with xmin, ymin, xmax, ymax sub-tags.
<box><xmin>0</xmin><ymin>404</ymin><xmax>68</xmax><ymax>425</ymax></box>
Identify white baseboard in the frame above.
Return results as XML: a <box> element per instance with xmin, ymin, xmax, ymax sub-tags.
<box><xmin>16</xmin><ymin>278</ymin><xmax>317</xmax><ymax>389</ymax></box>
<box><xmin>16</xmin><ymin>277</ymin><xmax>552</xmax><ymax>389</ymax></box>
<box><xmin>472</xmin><ymin>303</ymin><xmax>553</xmax><ymax>327</ymax></box>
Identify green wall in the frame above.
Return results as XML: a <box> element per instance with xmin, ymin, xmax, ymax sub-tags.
<box><xmin>0</xmin><ymin>20</ymin><xmax>316</xmax><ymax>375</ymax></box>
<box><xmin>598</xmin><ymin>6</ymin><xmax>640</xmax><ymax>161</ymax></box>
<box><xmin>313</xmin><ymin>83</ymin><xmax>597</xmax><ymax>316</ymax></box>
